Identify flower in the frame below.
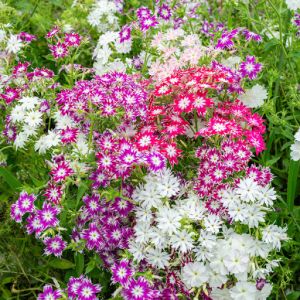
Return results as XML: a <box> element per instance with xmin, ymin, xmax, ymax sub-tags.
<box><xmin>37</xmin><ymin>285</ymin><xmax>61</xmax><ymax>300</ymax></box>
<box><xmin>239</xmin><ymin>56</ymin><xmax>262</xmax><ymax>79</ymax></box>
<box><xmin>181</xmin><ymin>262</ymin><xmax>209</xmax><ymax>288</ymax></box>
<box><xmin>262</xmin><ymin>225</ymin><xmax>289</xmax><ymax>249</ymax></box>
<box><xmin>239</xmin><ymin>84</ymin><xmax>268</xmax><ymax>108</ymax></box>
<box><xmin>286</xmin><ymin>0</ymin><xmax>300</xmax><ymax>11</ymax></box>
<box><xmin>43</xmin><ymin>235</ymin><xmax>67</xmax><ymax>257</ymax></box>
<box><xmin>229</xmin><ymin>281</ymin><xmax>257</xmax><ymax>300</ymax></box>
<box><xmin>6</xmin><ymin>34</ymin><xmax>23</xmax><ymax>53</ymax></box>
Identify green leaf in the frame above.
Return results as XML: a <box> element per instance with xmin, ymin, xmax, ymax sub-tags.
<box><xmin>85</xmin><ymin>260</ymin><xmax>95</xmax><ymax>274</ymax></box>
<box><xmin>75</xmin><ymin>253</ymin><xmax>85</xmax><ymax>276</ymax></box>
<box><xmin>266</xmin><ymin>155</ymin><xmax>281</xmax><ymax>167</ymax></box>
<box><xmin>49</xmin><ymin>258</ymin><xmax>75</xmax><ymax>269</ymax></box>
<box><xmin>0</xmin><ymin>167</ymin><xmax>22</xmax><ymax>190</ymax></box>
<box><xmin>287</xmin><ymin>160</ymin><xmax>300</xmax><ymax>211</ymax></box>
<box><xmin>287</xmin><ymin>291</ymin><xmax>300</xmax><ymax>300</ymax></box>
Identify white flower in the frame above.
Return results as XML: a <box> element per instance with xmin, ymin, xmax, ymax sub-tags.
<box><xmin>132</xmin><ymin>182</ymin><xmax>162</xmax><ymax>209</ymax></box>
<box><xmin>34</xmin><ymin>131</ymin><xmax>60</xmax><ymax>154</ymax></box>
<box><xmin>114</xmin><ymin>39</ymin><xmax>132</xmax><ymax>54</ymax></box>
<box><xmin>209</xmin><ymin>249</ymin><xmax>228</xmax><ymax>276</ymax></box>
<box><xmin>291</xmin><ymin>141</ymin><xmax>300</xmax><ymax>161</ymax></box>
<box><xmin>128</xmin><ymin>240</ymin><xmax>145</xmax><ymax>262</ymax></box>
<box><xmin>207</xmin><ymin>267</ymin><xmax>228</xmax><ymax>288</ymax></box>
<box><xmin>210</xmin><ymin>287</ymin><xmax>232</xmax><ymax>300</ymax></box>
<box><xmin>262</xmin><ymin>225</ymin><xmax>289</xmax><ymax>249</ymax></box>
<box><xmin>241</xmin><ymin>204</ymin><xmax>266</xmax><ymax>228</ymax></box>
<box><xmin>24</xmin><ymin>110</ymin><xmax>43</xmax><ymax>127</ymax></box>
<box><xmin>257</xmin><ymin>283</ymin><xmax>272</xmax><ymax>300</ymax></box>
<box><xmin>14</xmin><ymin>132</ymin><xmax>28</xmax><ymax>149</ymax></box>
<box><xmin>235</xmin><ymin>177</ymin><xmax>261</xmax><ymax>203</ymax></box>
<box><xmin>239</xmin><ymin>84</ymin><xmax>268</xmax><ymax>108</ymax></box>
<box><xmin>0</xmin><ymin>29</ymin><xmax>6</xmax><ymax>42</ymax></box>
<box><xmin>19</xmin><ymin>96</ymin><xmax>41</xmax><ymax>110</ymax></box>
<box><xmin>198</xmin><ymin>231</ymin><xmax>217</xmax><ymax>249</ymax></box>
<box><xmin>155</xmin><ymin>168</ymin><xmax>180</xmax><ymax>198</ymax></box>
<box><xmin>6</xmin><ymin>34</ymin><xmax>23</xmax><ymax>54</ymax></box>
<box><xmin>181</xmin><ymin>262</ymin><xmax>208</xmax><ymax>288</ymax></box>
<box><xmin>203</xmin><ymin>214</ymin><xmax>223</xmax><ymax>234</ymax></box>
<box><xmin>221</xmin><ymin>56</ymin><xmax>241</xmax><ymax>69</ymax></box>
<box><xmin>74</xmin><ymin>133</ymin><xmax>90</xmax><ymax>155</ymax></box>
<box><xmin>156</xmin><ymin>207</ymin><xmax>181</xmax><ymax>235</ymax></box>
<box><xmin>224</xmin><ymin>250</ymin><xmax>250</xmax><ymax>274</ymax></box>
<box><xmin>134</xmin><ymin>223</ymin><xmax>151</xmax><ymax>244</ymax></box>
<box><xmin>145</xmin><ymin>247</ymin><xmax>170</xmax><ymax>268</ymax></box>
<box><xmin>148</xmin><ymin>227</ymin><xmax>168</xmax><ymax>249</ymax></box>
<box><xmin>53</xmin><ymin>111</ymin><xmax>75</xmax><ymax>129</ymax></box>
<box><xmin>257</xmin><ymin>185</ymin><xmax>276</xmax><ymax>206</ymax></box>
<box><xmin>229</xmin><ymin>281</ymin><xmax>257</xmax><ymax>300</ymax></box>
<box><xmin>10</xmin><ymin>105</ymin><xmax>26</xmax><ymax>123</ymax></box>
<box><xmin>170</xmin><ymin>230</ymin><xmax>194</xmax><ymax>253</ymax></box>
<box><xmin>22</xmin><ymin>124</ymin><xmax>38</xmax><ymax>138</ymax></box>
<box><xmin>286</xmin><ymin>0</ymin><xmax>300</xmax><ymax>11</ymax></box>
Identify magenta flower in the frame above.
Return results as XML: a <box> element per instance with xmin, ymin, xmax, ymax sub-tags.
<box><xmin>65</xmin><ymin>32</ymin><xmax>82</xmax><ymax>47</ymax></box>
<box><xmin>158</xmin><ymin>4</ymin><xmax>172</xmax><ymax>20</ymax></box>
<box><xmin>123</xmin><ymin>277</ymin><xmax>152</xmax><ymax>300</ymax></box>
<box><xmin>10</xmin><ymin>203</ymin><xmax>22</xmax><ymax>223</ymax></box>
<box><xmin>43</xmin><ymin>235</ymin><xmax>66</xmax><ymax>257</ymax></box>
<box><xmin>51</xmin><ymin>161</ymin><xmax>73</xmax><ymax>183</ymax></box>
<box><xmin>61</xmin><ymin>127</ymin><xmax>79</xmax><ymax>144</ymax></box>
<box><xmin>82</xmin><ymin>223</ymin><xmax>102</xmax><ymax>250</ymax></box>
<box><xmin>38</xmin><ymin>285</ymin><xmax>61</xmax><ymax>300</ymax></box>
<box><xmin>111</xmin><ymin>259</ymin><xmax>133</xmax><ymax>285</ymax></box>
<box><xmin>49</xmin><ymin>42</ymin><xmax>68</xmax><ymax>59</ymax></box>
<box><xmin>46</xmin><ymin>26</ymin><xmax>60</xmax><ymax>39</ymax></box>
<box><xmin>146</xmin><ymin>152</ymin><xmax>166</xmax><ymax>172</ymax></box>
<box><xmin>37</xmin><ymin>203</ymin><xmax>60</xmax><ymax>230</ymax></box>
<box><xmin>119</xmin><ymin>25</ymin><xmax>131</xmax><ymax>43</ymax></box>
<box><xmin>239</xmin><ymin>56</ymin><xmax>262</xmax><ymax>79</ymax></box>
<box><xmin>83</xmin><ymin>194</ymin><xmax>102</xmax><ymax>216</ymax></box>
<box><xmin>1</xmin><ymin>87</ymin><xmax>20</xmax><ymax>104</ymax></box>
<box><xmin>18</xmin><ymin>32</ymin><xmax>37</xmax><ymax>43</ymax></box>
<box><xmin>112</xmin><ymin>197</ymin><xmax>133</xmax><ymax>217</ymax></box>
<box><xmin>67</xmin><ymin>276</ymin><xmax>101</xmax><ymax>300</ymax></box>
<box><xmin>242</xmin><ymin>29</ymin><xmax>262</xmax><ymax>42</ymax></box>
<box><xmin>136</xmin><ymin>7</ymin><xmax>151</xmax><ymax>19</ymax></box>
<box><xmin>17</xmin><ymin>191</ymin><xmax>36</xmax><ymax>215</ymax></box>
<box><xmin>139</xmin><ymin>15</ymin><xmax>158</xmax><ymax>31</ymax></box>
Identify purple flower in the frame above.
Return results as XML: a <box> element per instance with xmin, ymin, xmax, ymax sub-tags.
<box><xmin>243</xmin><ymin>29</ymin><xmax>262</xmax><ymax>42</ymax></box>
<box><xmin>37</xmin><ymin>202</ymin><xmax>60</xmax><ymax>230</ymax></box>
<box><xmin>77</xmin><ymin>279</ymin><xmax>101</xmax><ymax>300</ymax></box>
<box><xmin>136</xmin><ymin>7</ymin><xmax>151</xmax><ymax>20</ymax></box>
<box><xmin>216</xmin><ymin>33</ymin><xmax>234</xmax><ymax>49</ymax></box>
<box><xmin>112</xmin><ymin>197</ymin><xmax>133</xmax><ymax>217</ymax></box>
<box><xmin>146</xmin><ymin>152</ymin><xmax>166</xmax><ymax>172</ymax></box>
<box><xmin>122</xmin><ymin>277</ymin><xmax>152</xmax><ymax>300</ymax></box>
<box><xmin>10</xmin><ymin>203</ymin><xmax>22</xmax><ymax>223</ymax></box>
<box><xmin>256</xmin><ymin>278</ymin><xmax>267</xmax><ymax>290</ymax></box>
<box><xmin>139</xmin><ymin>15</ymin><xmax>158</xmax><ymax>31</ymax></box>
<box><xmin>82</xmin><ymin>223</ymin><xmax>102</xmax><ymax>250</ymax></box>
<box><xmin>158</xmin><ymin>4</ymin><xmax>172</xmax><ymax>20</ymax></box>
<box><xmin>38</xmin><ymin>285</ymin><xmax>61</xmax><ymax>300</ymax></box>
<box><xmin>119</xmin><ymin>25</ymin><xmax>131</xmax><ymax>43</ymax></box>
<box><xmin>25</xmin><ymin>213</ymin><xmax>43</xmax><ymax>236</ymax></box>
<box><xmin>112</xmin><ymin>259</ymin><xmax>133</xmax><ymax>285</ymax></box>
<box><xmin>17</xmin><ymin>191</ymin><xmax>36</xmax><ymax>215</ymax></box>
<box><xmin>43</xmin><ymin>235</ymin><xmax>67</xmax><ymax>257</ymax></box>
<box><xmin>83</xmin><ymin>194</ymin><xmax>102</xmax><ymax>216</ymax></box>
<box><xmin>239</xmin><ymin>56</ymin><xmax>262</xmax><ymax>79</ymax></box>
<box><xmin>67</xmin><ymin>276</ymin><xmax>101</xmax><ymax>300</ymax></box>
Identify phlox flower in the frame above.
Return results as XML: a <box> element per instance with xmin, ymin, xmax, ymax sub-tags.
<box><xmin>43</xmin><ymin>235</ymin><xmax>66</xmax><ymax>257</ymax></box>
<box><xmin>37</xmin><ymin>285</ymin><xmax>61</xmax><ymax>300</ymax></box>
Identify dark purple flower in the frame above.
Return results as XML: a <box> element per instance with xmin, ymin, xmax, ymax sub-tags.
<box><xmin>243</xmin><ymin>29</ymin><xmax>262</xmax><ymax>42</ymax></box>
<box><xmin>37</xmin><ymin>202</ymin><xmax>60</xmax><ymax>230</ymax></box>
<box><xmin>239</xmin><ymin>55</ymin><xmax>262</xmax><ymax>79</ymax></box>
<box><xmin>158</xmin><ymin>4</ymin><xmax>172</xmax><ymax>20</ymax></box>
<box><xmin>136</xmin><ymin>7</ymin><xmax>151</xmax><ymax>20</ymax></box>
<box><xmin>17</xmin><ymin>191</ymin><xmax>36</xmax><ymax>215</ymax></box>
<box><xmin>82</xmin><ymin>223</ymin><xmax>102</xmax><ymax>250</ymax></box>
<box><xmin>43</xmin><ymin>235</ymin><xmax>66</xmax><ymax>257</ymax></box>
<box><xmin>146</xmin><ymin>152</ymin><xmax>166</xmax><ymax>172</ymax></box>
<box><xmin>122</xmin><ymin>277</ymin><xmax>152</xmax><ymax>300</ymax></box>
<box><xmin>111</xmin><ymin>259</ymin><xmax>133</xmax><ymax>285</ymax></box>
<box><xmin>216</xmin><ymin>33</ymin><xmax>234</xmax><ymax>49</ymax></box>
<box><xmin>139</xmin><ymin>15</ymin><xmax>158</xmax><ymax>31</ymax></box>
<box><xmin>119</xmin><ymin>25</ymin><xmax>131</xmax><ymax>43</ymax></box>
<box><xmin>38</xmin><ymin>285</ymin><xmax>61</xmax><ymax>300</ymax></box>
